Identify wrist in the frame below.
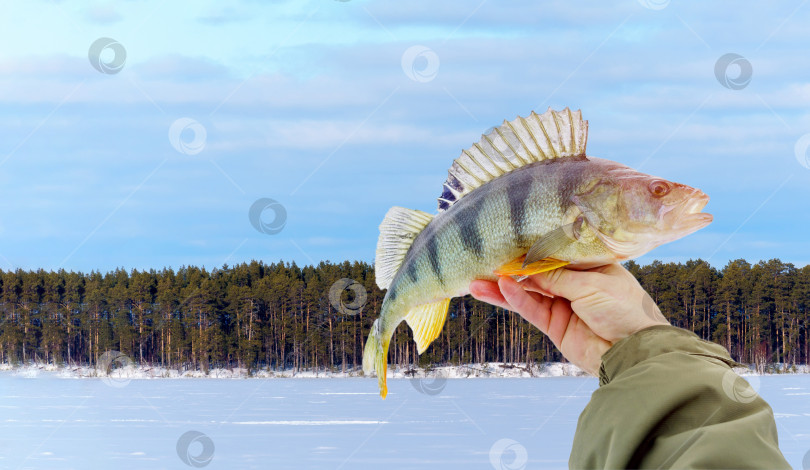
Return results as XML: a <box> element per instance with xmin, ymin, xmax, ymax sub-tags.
<box><xmin>626</xmin><ymin>318</ymin><xmax>670</xmax><ymax>338</ymax></box>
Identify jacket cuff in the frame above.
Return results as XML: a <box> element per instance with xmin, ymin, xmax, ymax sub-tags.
<box><xmin>598</xmin><ymin>325</ymin><xmax>745</xmax><ymax>386</ymax></box>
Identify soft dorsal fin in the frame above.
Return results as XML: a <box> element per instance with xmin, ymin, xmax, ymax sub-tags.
<box><xmin>374</xmin><ymin>206</ymin><xmax>433</xmax><ymax>290</ymax></box>
<box><xmin>437</xmin><ymin>107</ymin><xmax>588</xmax><ymax>211</ymax></box>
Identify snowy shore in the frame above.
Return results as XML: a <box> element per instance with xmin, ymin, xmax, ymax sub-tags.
<box><xmin>1</xmin><ymin>361</ymin><xmax>808</xmax><ymax>380</ymax></box>
<box><xmin>0</xmin><ymin>361</ymin><xmax>586</xmax><ymax>380</ymax></box>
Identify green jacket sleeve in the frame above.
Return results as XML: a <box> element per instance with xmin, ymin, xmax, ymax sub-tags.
<box><xmin>569</xmin><ymin>325</ymin><xmax>790</xmax><ymax>470</ymax></box>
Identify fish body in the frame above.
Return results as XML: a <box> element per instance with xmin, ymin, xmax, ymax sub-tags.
<box><xmin>363</xmin><ymin>108</ymin><xmax>712</xmax><ymax>398</ymax></box>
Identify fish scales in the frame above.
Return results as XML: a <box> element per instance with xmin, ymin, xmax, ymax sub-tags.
<box><xmin>388</xmin><ymin>157</ymin><xmax>590</xmax><ymax>314</ymax></box>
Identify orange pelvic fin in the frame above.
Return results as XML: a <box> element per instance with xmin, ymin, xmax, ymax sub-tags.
<box><xmin>493</xmin><ymin>255</ymin><xmax>569</xmax><ymax>276</ymax></box>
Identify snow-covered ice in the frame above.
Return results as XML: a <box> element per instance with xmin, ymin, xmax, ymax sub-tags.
<box><xmin>0</xmin><ymin>371</ymin><xmax>808</xmax><ymax>469</ymax></box>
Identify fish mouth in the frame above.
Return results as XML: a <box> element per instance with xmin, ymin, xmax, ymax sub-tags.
<box><xmin>672</xmin><ymin>192</ymin><xmax>713</xmax><ymax>233</ymax></box>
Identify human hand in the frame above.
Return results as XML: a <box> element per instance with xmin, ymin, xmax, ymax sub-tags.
<box><xmin>469</xmin><ymin>263</ymin><xmax>669</xmax><ymax>376</ymax></box>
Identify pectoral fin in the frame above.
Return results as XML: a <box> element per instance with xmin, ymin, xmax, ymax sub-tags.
<box><xmin>494</xmin><ymin>256</ymin><xmax>570</xmax><ymax>276</ymax></box>
<box><xmin>522</xmin><ymin>218</ymin><xmax>583</xmax><ymax>267</ymax></box>
<box><xmin>404</xmin><ymin>298</ymin><xmax>451</xmax><ymax>354</ymax></box>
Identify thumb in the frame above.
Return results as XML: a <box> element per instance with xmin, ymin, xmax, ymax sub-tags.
<box><xmin>524</xmin><ymin>267</ymin><xmax>605</xmax><ymax>302</ymax></box>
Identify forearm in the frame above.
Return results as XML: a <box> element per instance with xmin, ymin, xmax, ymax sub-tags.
<box><xmin>569</xmin><ymin>325</ymin><xmax>790</xmax><ymax>469</ymax></box>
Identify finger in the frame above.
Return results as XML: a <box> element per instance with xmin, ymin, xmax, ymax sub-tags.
<box><xmin>469</xmin><ymin>279</ymin><xmax>512</xmax><ymax>310</ymax></box>
<box><xmin>546</xmin><ymin>297</ymin><xmax>574</xmax><ymax>345</ymax></box>
<box><xmin>520</xmin><ymin>281</ymin><xmax>556</xmax><ymax>298</ymax></box>
<box><xmin>524</xmin><ymin>290</ymin><xmax>549</xmax><ymax>305</ymax></box>
<box><xmin>526</xmin><ymin>266</ymin><xmax>612</xmax><ymax>301</ymax></box>
<box><xmin>498</xmin><ymin>276</ymin><xmax>552</xmax><ymax>334</ymax></box>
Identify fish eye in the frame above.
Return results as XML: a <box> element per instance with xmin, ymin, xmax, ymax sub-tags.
<box><xmin>648</xmin><ymin>180</ymin><xmax>671</xmax><ymax>198</ymax></box>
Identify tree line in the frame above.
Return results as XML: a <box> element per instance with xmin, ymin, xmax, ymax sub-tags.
<box><xmin>0</xmin><ymin>258</ymin><xmax>807</xmax><ymax>372</ymax></box>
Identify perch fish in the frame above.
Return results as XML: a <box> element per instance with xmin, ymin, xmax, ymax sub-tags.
<box><xmin>363</xmin><ymin>108</ymin><xmax>712</xmax><ymax>398</ymax></box>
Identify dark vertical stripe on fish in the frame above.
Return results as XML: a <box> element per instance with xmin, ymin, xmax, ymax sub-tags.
<box><xmin>406</xmin><ymin>261</ymin><xmax>418</xmax><ymax>283</ymax></box>
<box><xmin>455</xmin><ymin>202</ymin><xmax>485</xmax><ymax>257</ymax></box>
<box><xmin>507</xmin><ymin>177</ymin><xmax>533</xmax><ymax>246</ymax></box>
<box><xmin>555</xmin><ymin>156</ymin><xmax>587</xmax><ymax>213</ymax></box>
<box><xmin>425</xmin><ymin>232</ymin><xmax>444</xmax><ymax>284</ymax></box>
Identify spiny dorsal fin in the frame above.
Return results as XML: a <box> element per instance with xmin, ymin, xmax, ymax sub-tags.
<box><xmin>437</xmin><ymin>107</ymin><xmax>588</xmax><ymax>212</ymax></box>
<box><xmin>374</xmin><ymin>206</ymin><xmax>433</xmax><ymax>290</ymax></box>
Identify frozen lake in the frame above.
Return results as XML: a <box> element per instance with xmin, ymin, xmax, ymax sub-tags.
<box><xmin>0</xmin><ymin>375</ymin><xmax>808</xmax><ymax>469</ymax></box>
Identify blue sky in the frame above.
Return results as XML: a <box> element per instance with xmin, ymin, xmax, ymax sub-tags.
<box><xmin>0</xmin><ymin>0</ymin><xmax>809</xmax><ymax>273</ymax></box>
